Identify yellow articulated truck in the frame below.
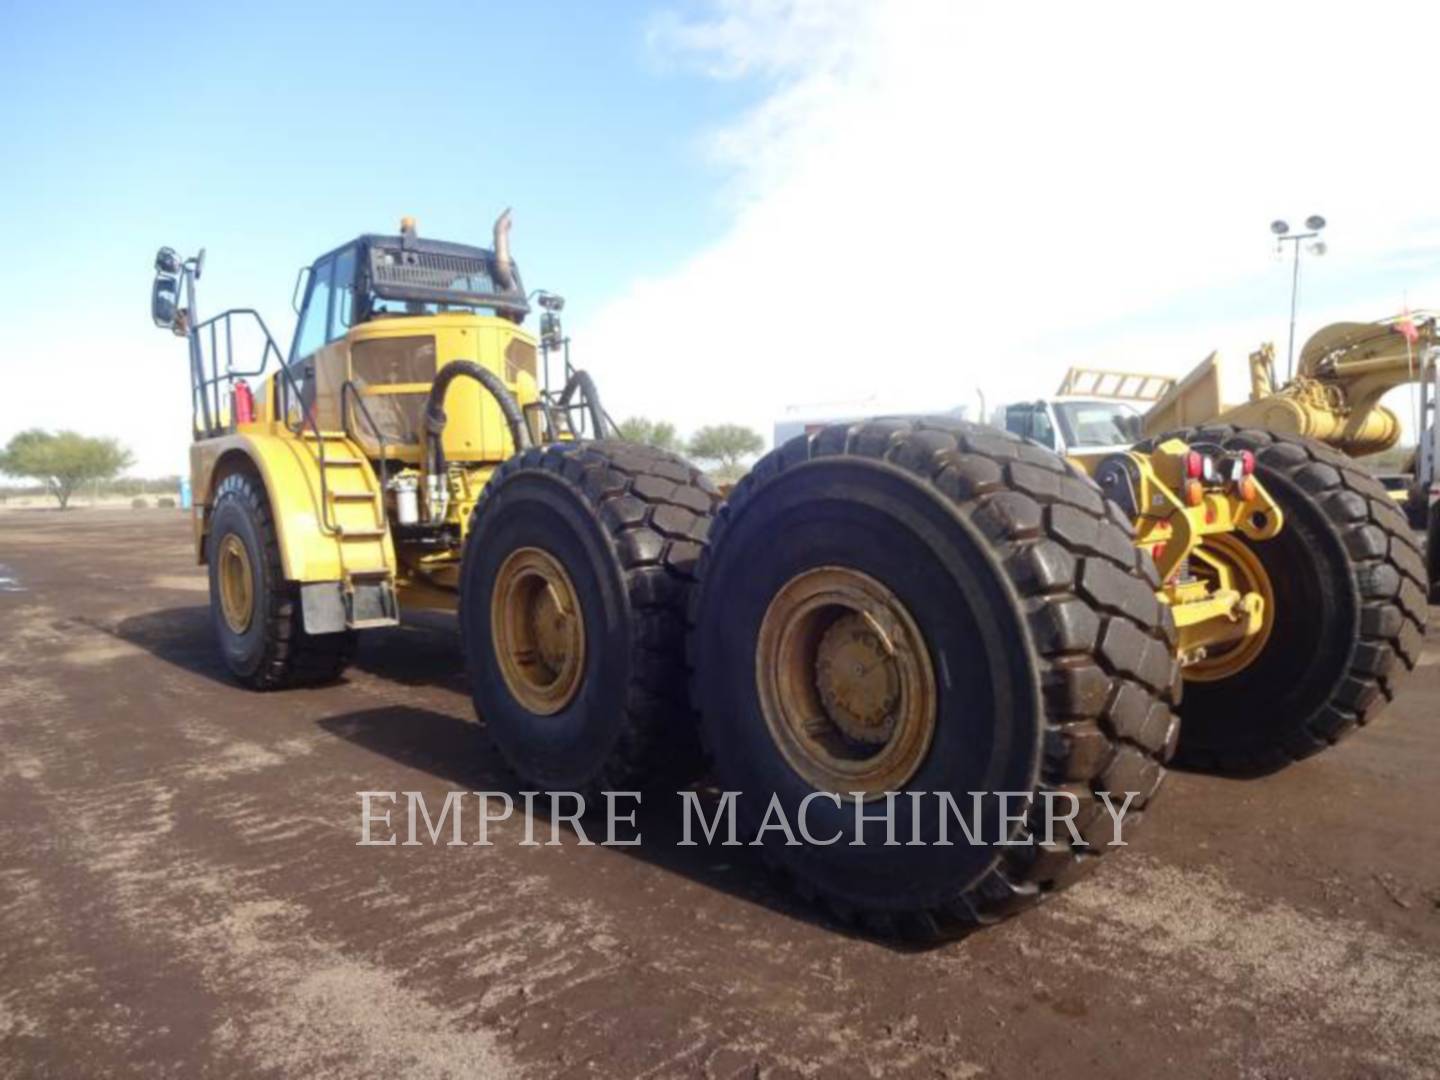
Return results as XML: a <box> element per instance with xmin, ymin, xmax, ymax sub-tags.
<box><xmin>152</xmin><ymin>215</ymin><xmax>1427</xmax><ymax>939</ymax></box>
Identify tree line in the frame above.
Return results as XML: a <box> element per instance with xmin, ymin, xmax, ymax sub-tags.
<box><xmin>0</xmin><ymin>430</ymin><xmax>134</xmax><ymax>509</ymax></box>
<box><xmin>2</xmin><ymin>420</ymin><xmax>769</xmax><ymax>508</ymax></box>
<box><xmin>615</xmin><ymin>418</ymin><xmax>765</xmax><ymax>481</ymax></box>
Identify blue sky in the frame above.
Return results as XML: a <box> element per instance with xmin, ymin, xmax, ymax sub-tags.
<box><xmin>3</xmin><ymin>1</ymin><xmax>1438</xmax><ymax>475</ymax></box>
<box><xmin>0</xmin><ymin>0</ymin><xmax>747</xmax><ymax>340</ymax></box>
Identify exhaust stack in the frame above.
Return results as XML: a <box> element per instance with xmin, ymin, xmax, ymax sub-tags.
<box><xmin>492</xmin><ymin>208</ymin><xmax>516</xmax><ymax>292</ymax></box>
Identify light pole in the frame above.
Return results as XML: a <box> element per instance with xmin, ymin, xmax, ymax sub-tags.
<box><xmin>1271</xmin><ymin>215</ymin><xmax>1328</xmax><ymax>381</ymax></box>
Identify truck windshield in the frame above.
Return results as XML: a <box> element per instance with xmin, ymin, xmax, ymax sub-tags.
<box><xmin>1054</xmin><ymin>401</ymin><xmax>1141</xmax><ymax>448</ymax></box>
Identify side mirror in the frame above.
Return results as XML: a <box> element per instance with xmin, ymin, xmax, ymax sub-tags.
<box><xmin>540</xmin><ymin>310</ymin><xmax>564</xmax><ymax>350</ymax></box>
<box><xmin>152</xmin><ymin>271</ymin><xmax>180</xmax><ymax>329</ymax></box>
<box><xmin>151</xmin><ymin>246</ymin><xmax>184</xmax><ymax>331</ymax></box>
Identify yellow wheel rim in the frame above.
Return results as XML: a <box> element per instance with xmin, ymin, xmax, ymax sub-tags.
<box><xmin>1185</xmin><ymin>533</ymin><xmax>1277</xmax><ymax>682</ymax></box>
<box><xmin>490</xmin><ymin>547</ymin><xmax>587</xmax><ymax>715</ymax></box>
<box><xmin>217</xmin><ymin>534</ymin><xmax>255</xmax><ymax>634</ymax></box>
<box><xmin>756</xmin><ymin>566</ymin><xmax>937</xmax><ymax>797</ymax></box>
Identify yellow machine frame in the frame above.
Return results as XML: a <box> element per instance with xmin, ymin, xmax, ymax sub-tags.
<box><xmin>190</xmin><ymin>311</ymin><xmax>541</xmax><ymax>613</ymax></box>
<box><xmin>1071</xmin><ymin>437</ymin><xmax>1284</xmax><ymax>674</ymax></box>
<box><xmin>172</xmin><ymin>219</ymin><xmax>1292</xmax><ymax>670</ymax></box>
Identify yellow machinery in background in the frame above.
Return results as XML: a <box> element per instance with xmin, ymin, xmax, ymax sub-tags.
<box><xmin>1141</xmin><ymin>313</ymin><xmax>1436</xmax><ymax>458</ymax></box>
<box><xmin>1058</xmin><ymin>314</ymin><xmax>1438</xmax><ymax>534</ymax></box>
<box><xmin>150</xmin><ymin>218</ymin><xmax>1427</xmax><ymax>941</ymax></box>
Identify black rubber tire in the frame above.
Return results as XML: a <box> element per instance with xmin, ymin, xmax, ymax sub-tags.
<box><xmin>460</xmin><ymin>440</ymin><xmax>720</xmax><ymax>796</ymax></box>
<box><xmin>206</xmin><ymin>471</ymin><xmax>356</xmax><ymax>689</ymax></box>
<box><xmin>1428</xmin><ymin>505</ymin><xmax>1440</xmax><ymax>604</ymax></box>
<box><xmin>1139</xmin><ymin>426</ymin><xmax>1428</xmax><ymax>772</ymax></box>
<box><xmin>689</xmin><ymin>417</ymin><xmax>1180</xmax><ymax>939</ymax></box>
<box><xmin>1405</xmin><ymin>490</ymin><xmax>1429</xmax><ymax>532</ymax></box>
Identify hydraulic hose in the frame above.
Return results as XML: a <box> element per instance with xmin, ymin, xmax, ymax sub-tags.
<box><xmin>558</xmin><ymin>369</ymin><xmax>612</xmax><ymax>438</ymax></box>
<box><xmin>422</xmin><ymin>361</ymin><xmax>534</xmax><ymax>522</ymax></box>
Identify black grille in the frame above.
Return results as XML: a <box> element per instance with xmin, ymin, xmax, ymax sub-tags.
<box><xmin>371</xmin><ymin>248</ymin><xmax>496</xmax><ymax>295</ymax></box>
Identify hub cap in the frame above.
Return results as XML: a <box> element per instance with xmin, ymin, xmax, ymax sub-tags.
<box><xmin>491</xmin><ymin>547</ymin><xmax>586</xmax><ymax>715</ymax></box>
<box><xmin>1186</xmin><ymin>533</ymin><xmax>1277</xmax><ymax>681</ymax></box>
<box><xmin>756</xmin><ymin>566</ymin><xmax>937</xmax><ymax>796</ymax></box>
<box><xmin>217</xmin><ymin>533</ymin><xmax>255</xmax><ymax>634</ymax></box>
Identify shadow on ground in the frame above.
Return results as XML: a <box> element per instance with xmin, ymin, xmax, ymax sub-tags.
<box><xmin>317</xmin><ymin>703</ymin><xmax>942</xmax><ymax>952</ymax></box>
<box><xmin>107</xmin><ymin>603</ymin><xmax>981</xmax><ymax>949</ymax></box>
<box><xmin>106</xmin><ymin>606</ymin><xmax>231</xmax><ymax>685</ymax></box>
<box><xmin>108</xmin><ymin>606</ymin><xmax>468</xmax><ymax>692</ymax></box>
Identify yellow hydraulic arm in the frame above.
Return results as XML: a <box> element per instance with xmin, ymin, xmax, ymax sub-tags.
<box><xmin>1142</xmin><ymin>313</ymin><xmax>1437</xmax><ymax>457</ymax></box>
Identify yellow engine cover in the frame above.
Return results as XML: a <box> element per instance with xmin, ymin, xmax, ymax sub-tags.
<box><xmin>306</xmin><ymin>313</ymin><xmax>540</xmax><ymax>466</ymax></box>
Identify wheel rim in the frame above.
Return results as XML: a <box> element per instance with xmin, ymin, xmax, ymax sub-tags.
<box><xmin>491</xmin><ymin>547</ymin><xmax>587</xmax><ymax>715</ymax></box>
<box><xmin>1185</xmin><ymin>533</ymin><xmax>1277</xmax><ymax>682</ymax></box>
<box><xmin>217</xmin><ymin>533</ymin><xmax>255</xmax><ymax>634</ymax></box>
<box><xmin>755</xmin><ymin>566</ymin><xmax>937</xmax><ymax>796</ymax></box>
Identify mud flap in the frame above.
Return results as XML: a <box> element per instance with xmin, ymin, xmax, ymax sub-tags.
<box><xmin>300</xmin><ymin>582</ymin><xmax>347</xmax><ymax>635</ymax></box>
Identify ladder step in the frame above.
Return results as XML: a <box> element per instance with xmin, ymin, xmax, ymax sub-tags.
<box><xmin>349</xmin><ymin>616</ymin><xmax>400</xmax><ymax>630</ymax></box>
<box><xmin>322</xmin><ymin>458</ymin><xmax>364</xmax><ymax>467</ymax></box>
<box><xmin>330</xmin><ymin>491</ymin><xmax>378</xmax><ymax>502</ymax></box>
<box><xmin>346</xmin><ymin>577</ymin><xmax>399</xmax><ymax>629</ymax></box>
<box><xmin>338</xmin><ymin>528</ymin><xmax>387</xmax><ymax>540</ymax></box>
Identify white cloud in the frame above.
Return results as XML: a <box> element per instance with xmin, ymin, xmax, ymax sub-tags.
<box><xmin>8</xmin><ymin>1</ymin><xmax>1436</xmax><ymax>479</ymax></box>
<box><xmin>582</xmin><ymin>0</ymin><xmax>1440</xmax><ymax>446</ymax></box>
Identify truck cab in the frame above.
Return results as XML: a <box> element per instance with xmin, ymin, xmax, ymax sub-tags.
<box><xmin>993</xmin><ymin>397</ymin><xmax>1143</xmax><ymax>459</ymax></box>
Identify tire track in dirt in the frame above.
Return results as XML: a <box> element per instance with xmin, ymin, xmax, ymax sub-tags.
<box><xmin>3</xmin><ymin>508</ymin><xmax>1437</xmax><ymax>1079</ymax></box>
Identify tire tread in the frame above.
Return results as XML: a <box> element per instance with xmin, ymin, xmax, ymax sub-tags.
<box><xmin>211</xmin><ymin>471</ymin><xmax>355</xmax><ymax>690</ymax></box>
<box><xmin>463</xmin><ymin>440</ymin><xmax>721</xmax><ymax>796</ymax></box>
<box><xmin>690</xmin><ymin>417</ymin><xmax>1179</xmax><ymax>938</ymax></box>
<box><xmin>1141</xmin><ymin>424</ymin><xmax>1427</xmax><ymax>771</ymax></box>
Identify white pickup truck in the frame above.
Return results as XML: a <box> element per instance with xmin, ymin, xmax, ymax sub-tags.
<box><xmin>991</xmin><ymin>368</ymin><xmax>1175</xmax><ymax>461</ymax></box>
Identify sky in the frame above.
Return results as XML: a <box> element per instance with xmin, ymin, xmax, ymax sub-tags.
<box><xmin>2</xmin><ymin>0</ymin><xmax>1438</xmax><ymax>476</ymax></box>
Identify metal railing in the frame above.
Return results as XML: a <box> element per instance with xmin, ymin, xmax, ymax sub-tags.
<box><xmin>187</xmin><ymin>308</ymin><xmax>342</xmax><ymax>535</ymax></box>
<box><xmin>341</xmin><ymin>379</ymin><xmax>391</xmax><ymax>493</ymax></box>
<box><xmin>539</xmin><ymin>336</ymin><xmax>616</xmax><ymax>440</ymax></box>
<box><xmin>188</xmin><ymin>308</ymin><xmax>284</xmax><ymax>439</ymax></box>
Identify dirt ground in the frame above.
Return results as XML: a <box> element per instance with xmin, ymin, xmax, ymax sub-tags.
<box><xmin>1</xmin><ymin>508</ymin><xmax>1437</xmax><ymax>1079</ymax></box>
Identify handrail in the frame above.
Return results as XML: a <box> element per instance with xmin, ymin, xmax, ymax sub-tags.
<box><xmin>188</xmin><ymin>308</ymin><xmax>284</xmax><ymax>439</ymax></box>
<box><xmin>186</xmin><ymin>307</ymin><xmax>340</xmax><ymax>536</ymax></box>
<box><xmin>341</xmin><ymin>380</ymin><xmax>391</xmax><ymax>494</ymax></box>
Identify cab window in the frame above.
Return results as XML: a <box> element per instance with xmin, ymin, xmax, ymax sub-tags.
<box><xmin>1002</xmin><ymin>404</ymin><xmax>1030</xmax><ymax>438</ymax></box>
<box><xmin>1004</xmin><ymin>403</ymin><xmax>1055</xmax><ymax>448</ymax></box>
<box><xmin>329</xmin><ymin>246</ymin><xmax>357</xmax><ymax>340</ymax></box>
<box><xmin>1030</xmin><ymin>407</ymin><xmax>1055</xmax><ymax>447</ymax></box>
<box><xmin>293</xmin><ymin>257</ymin><xmax>334</xmax><ymax>361</ymax></box>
